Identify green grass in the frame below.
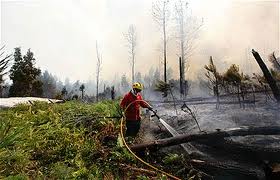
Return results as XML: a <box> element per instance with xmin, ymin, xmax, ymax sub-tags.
<box><xmin>0</xmin><ymin>100</ymin><xmax>197</xmax><ymax>179</ymax></box>
<box><xmin>0</xmin><ymin>100</ymin><xmax>135</xmax><ymax>179</ymax></box>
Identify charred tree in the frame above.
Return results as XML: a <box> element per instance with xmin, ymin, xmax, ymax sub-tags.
<box><xmin>252</xmin><ymin>49</ymin><xmax>280</xmax><ymax>102</ymax></box>
<box><xmin>96</xmin><ymin>41</ymin><xmax>102</xmax><ymax>102</ymax></box>
<box><xmin>179</xmin><ymin>57</ymin><xmax>184</xmax><ymax>97</ymax></box>
<box><xmin>152</xmin><ymin>0</ymin><xmax>169</xmax><ymax>83</ymax></box>
<box><xmin>124</xmin><ymin>24</ymin><xmax>137</xmax><ymax>83</ymax></box>
<box><xmin>174</xmin><ymin>0</ymin><xmax>203</xmax><ymax>98</ymax></box>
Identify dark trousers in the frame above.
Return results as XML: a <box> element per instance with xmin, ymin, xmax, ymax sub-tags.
<box><xmin>125</xmin><ymin>120</ymin><xmax>141</xmax><ymax>137</ymax></box>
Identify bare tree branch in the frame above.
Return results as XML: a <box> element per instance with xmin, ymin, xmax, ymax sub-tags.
<box><xmin>174</xmin><ymin>0</ymin><xmax>203</xmax><ymax>86</ymax></box>
<box><xmin>269</xmin><ymin>52</ymin><xmax>280</xmax><ymax>71</ymax></box>
<box><xmin>96</xmin><ymin>41</ymin><xmax>102</xmax><ymax>102</ymax></box>
<box><xmin>152</xmin><ymin>0</ymin><xmax>170</xmax><ymax>83</ymax></box>
<box><xmin>124</xmin><ymin>24</ymin><xmax>137</xmax><ymax>83</ymax></box>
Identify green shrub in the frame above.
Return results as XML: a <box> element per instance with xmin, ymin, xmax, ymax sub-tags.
<box><xmin>0</xmin><ymin>100</ymin><xmax>126</xmax><ymax>179</ymax></box>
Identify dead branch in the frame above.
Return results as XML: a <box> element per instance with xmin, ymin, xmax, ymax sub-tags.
<box><xmin>119</xmin><ymin>163</ymin><xmax>158</xmax><ymax>176</ymax></box>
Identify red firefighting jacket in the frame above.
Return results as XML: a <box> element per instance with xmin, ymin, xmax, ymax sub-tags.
<box><xmin>120</xmin><ymin>90</ymin><xmax>149</xmax><ymax>121</ymax></box>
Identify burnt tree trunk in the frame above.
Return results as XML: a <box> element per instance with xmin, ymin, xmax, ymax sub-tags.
<box><xmin>130</xmin><ymin>126</ymin><xmax>280</xmax><ymax>151</ymax></box>
<box><xmin>179</xmin><ymin>57</ymin><xmax>184</xmax><ymax>98</ymax></box>
<box><xmin>252</xmin><ymin>49</ymin><xmax>280</xmax><ymax>102</ymax></box>
<box><xmin>163</xmin><ymin>1</ymin><xmax>167</xmax><ymax>83</ymax></box>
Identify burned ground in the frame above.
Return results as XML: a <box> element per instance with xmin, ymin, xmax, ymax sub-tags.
<box><xmin>136</xmin><ymin>95</ymin><xmax>280</xmax><ymax>180</ymax></box>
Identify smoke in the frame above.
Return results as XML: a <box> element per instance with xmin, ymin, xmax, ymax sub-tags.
<box><xmin>188</xmin><ymin>0</ymin><xmax>279</xmax><ymax>80</ymax></box>
<box><xmin>1</xmin><ymin>0</ymin><xmax>279</xmax><ymax>84</ymax></box>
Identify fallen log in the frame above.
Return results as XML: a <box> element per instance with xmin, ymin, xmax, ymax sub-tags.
<box><xmin>130</xmin><ymin>126</ymin><xmax>280</xmax><ymax>151</ymax></box>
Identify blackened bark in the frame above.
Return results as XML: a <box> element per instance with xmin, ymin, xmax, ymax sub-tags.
<box><xmin>252</xmin><ymin>49</ymin><xmax>280</xmax><ymax>102</ymax></box>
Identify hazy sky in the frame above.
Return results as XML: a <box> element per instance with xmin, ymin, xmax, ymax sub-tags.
<box><xmin>1</xmin><ymin>0</ymin><xmax>279</xmax><ymax>83</ymax></box>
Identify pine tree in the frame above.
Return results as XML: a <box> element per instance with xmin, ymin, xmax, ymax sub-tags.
<box><xmin>121</xmin><ymin>74</ymin><xmax>129</xmax><ymax>92</ymax></box>
<box><xmin>79</xmin><ymin>84</ymin><xmax>85</xmax><ymax>99</ymax></box>
<box><xmin>204</xmin><ymin>56</ymin><xmax>223</xmax><ymax>109</ymax></box>
<box><xmin>61</xmin><ymin>86</ymin><xmax>68</xmax><ymax>99</ymax></box>
<box><xmin>40</xmin><ymin>70</ymin><xmax>57</xmax><ymax>98</ymax></box>
<box><xmin>223</xmin><ymin>64</ymin><xmax>243</xmax><ymax>107</ymax></box>
<box><xmin>9</xmin><ymin>48</ymin><xmax>42</xmax><ymax>97</ymax></box>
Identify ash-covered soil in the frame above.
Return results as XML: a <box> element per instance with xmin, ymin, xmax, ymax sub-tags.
<box><xmin>139</xmin><ymin>96</ymin><xmax>280</xmax><ymax>180</ymax></box>
<box><xmin>152</xmin><ymin>100</ymin><xmax>279</xmax><ymax>133</ymax></box>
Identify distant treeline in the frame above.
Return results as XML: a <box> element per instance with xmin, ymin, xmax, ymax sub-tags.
<box><xmin>1</xmin><ymin>47</ymin><xmax>279</xmax><ymax>103</ymax></box>
<box><xmin>0</xmin><ymin>47</ymin><xmax>173</xmax><ymax>101</ymax></box>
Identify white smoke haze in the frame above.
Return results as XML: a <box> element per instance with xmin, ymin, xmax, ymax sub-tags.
<box><xmin>187</xmin><ymin>0</ymin><xmax>279</xmax><ymax>80</ymax></box>
<box><xmin>1</xmin><ymin>0</ymin><xmax>279</xmax><ymax>84</ymax></box>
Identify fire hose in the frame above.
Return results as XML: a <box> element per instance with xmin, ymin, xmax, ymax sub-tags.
<box><xmin>120</xmin><ymin>100</ymin><xmax>181</xmax><ymax>180</ymax></box>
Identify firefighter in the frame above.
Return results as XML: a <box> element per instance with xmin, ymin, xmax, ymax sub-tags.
<box><xmin>120</xmin><ymin>82</ymin><xmax>153</xmax><ymax>137</ymax></box>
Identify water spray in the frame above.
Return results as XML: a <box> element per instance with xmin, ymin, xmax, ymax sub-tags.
<box><xmin>150</xmin><ymin>109</ymin><xmax>180</xmax><ymax>136</ymax></box>
<box><xmin>150</xmin><ymin>108</ymin><xmax>199</xmax><ymax>153</ymax></box>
